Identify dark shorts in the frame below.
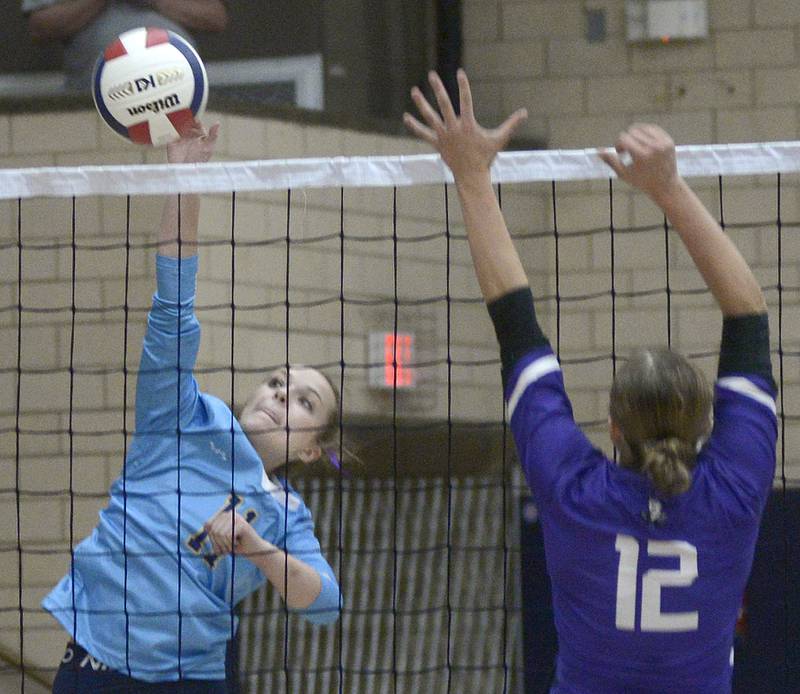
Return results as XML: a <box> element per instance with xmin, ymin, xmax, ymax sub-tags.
<box><xmin>52</xmin><ymin>642</ymin><xmax>235</xmax><ymax>694</ymax></box>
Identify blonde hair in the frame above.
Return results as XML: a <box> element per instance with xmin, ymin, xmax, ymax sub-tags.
<box><xmin>609</xmin><ymin>348</ymin><xmax>712</xmax><ymax>497</ymax></box>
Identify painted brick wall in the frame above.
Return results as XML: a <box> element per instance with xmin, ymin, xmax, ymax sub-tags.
<box><xmin>464</xmin><ymin>0</ymin><xmax>800</xmax><ymax>145</ymax></box>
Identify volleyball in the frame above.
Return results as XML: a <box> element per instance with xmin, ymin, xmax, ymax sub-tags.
<box><xmin>92</xmin><ymin>27</ymin><xmax>208</xmax><ymax>146</ymax></box>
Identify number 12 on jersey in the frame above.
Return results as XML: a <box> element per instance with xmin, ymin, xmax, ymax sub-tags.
<box><xmin>615</xmin><ymin>534</ymin><xmax>699</xmax><ymax>632</ymax></box>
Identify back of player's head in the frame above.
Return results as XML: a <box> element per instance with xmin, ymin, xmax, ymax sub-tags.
<box><xmin>609</xmin><ymin>348</ymin><xmax>712</xmax><ymax>497</ymax></box>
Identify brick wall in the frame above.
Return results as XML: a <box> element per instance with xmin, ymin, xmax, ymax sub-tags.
<box><xmin>464</xmin><ymin>0</ymin><xmax>800</xmax><ymax>146</ymax></box>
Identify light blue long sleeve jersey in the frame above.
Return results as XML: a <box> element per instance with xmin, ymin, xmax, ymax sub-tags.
<box><xmin>43</xmin><ymin>254</ymin><xmax>341</xmax><ymax>682</ymax></box>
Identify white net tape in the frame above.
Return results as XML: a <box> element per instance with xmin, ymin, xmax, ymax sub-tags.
<box><xmin>2</xmin><ymin>141</ymin><xmax>800</xmax><ymax>199</ymax></box>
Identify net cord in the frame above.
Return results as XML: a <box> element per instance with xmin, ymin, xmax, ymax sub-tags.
<box><xmin>4</xmin><ymin>142</ymin><xmax>800</xmax><ymax>199</ymax></box>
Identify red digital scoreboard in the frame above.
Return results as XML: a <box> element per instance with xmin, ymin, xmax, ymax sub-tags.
<box><xmin>368</xmin><ymin>331</ymin><xmax>416</xmax><ymax>389</ymax></box>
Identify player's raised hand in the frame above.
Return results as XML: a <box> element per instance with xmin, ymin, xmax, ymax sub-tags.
<box><xmin>403</xmin><ymin>69</ymin><xmax>527</xmax><ymax>182</ymax></box>
<box><xmin>599</xmin><ymin>124</ymin><xmax>682</xmax><ymax>203</ymax></box>
<box><xmin>167</xmin><ymin>120</ymin><xmax>220</xmax><ymax>165</ymax></box>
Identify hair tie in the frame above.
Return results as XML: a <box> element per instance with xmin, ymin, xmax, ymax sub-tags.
<box><xmin>327</xmin><ymin>449</ymin><xmax>349</xmax><ymax>477</ymax></box>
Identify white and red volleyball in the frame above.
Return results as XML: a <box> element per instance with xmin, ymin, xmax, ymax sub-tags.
<box><xmin>92</xmin><ymin>27</ymin><xmax>208</xmax><ymax>146</ymax></box>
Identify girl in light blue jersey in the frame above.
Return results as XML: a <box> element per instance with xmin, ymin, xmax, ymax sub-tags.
<box><xmin>48</xmin><ymin>122</ymin><xmax>342</xmax><ymax>694</ymax></box>
<box><xmin>405</xmin><ymin>71</ymin><xmax>776</xmax><ymax>693</ymax></box>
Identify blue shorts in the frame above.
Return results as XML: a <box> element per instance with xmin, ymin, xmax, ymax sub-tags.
<box><xmin>52</xmin><ymin>641</ymin><xmax>236</xmax><ymax>694</ymax></box>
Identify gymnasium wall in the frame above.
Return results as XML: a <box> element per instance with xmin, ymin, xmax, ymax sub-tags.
<box><xmin>1</xmin><ymin>0</ymin><xmax>799</xmax><ymax>686</ymax></box>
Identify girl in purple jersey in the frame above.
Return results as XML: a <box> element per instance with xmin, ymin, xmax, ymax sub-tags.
<box><xmin>404</xmin><ymin>71</ymin><xmax>776</xmax><ymax>693</ymax></box>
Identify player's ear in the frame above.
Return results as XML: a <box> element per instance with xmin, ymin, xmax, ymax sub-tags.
<box><xmin>298</xmin><ymin>444</ymin><xmax>322</xmax><ymax>465</ymax></box>
<box><xmin>608</xmin><ymin>417</ymin><xmax>624</xmax><ymax>448</ymax></box>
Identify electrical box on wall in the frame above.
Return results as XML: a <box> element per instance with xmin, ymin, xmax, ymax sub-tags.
<box><xmin>626</xmin><ymin>0</ymin><xmax>708</xmax><ymax>43</ymax></box>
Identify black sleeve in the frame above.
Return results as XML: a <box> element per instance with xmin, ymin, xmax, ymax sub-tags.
<box><xmin>486</xmin><ymin>287</ymin><xmax>549</xmax><ymax>388</ymax></box>
<box><xmin>718</xmin><ymin>312</ymin><xmax>774</xmax><ymax>386</ymax></box>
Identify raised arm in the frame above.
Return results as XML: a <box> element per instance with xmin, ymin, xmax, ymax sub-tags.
<box><xmin>599</xmin><ymin>126</ymin><xmax>766</xmax><ymax>317</ymax></box>
<box><xmin>404</xmin><ymin>71</ymin><xmax>598</xmax><ymax>502</ymax></box>
<box><xmin>27</xmin><ymin>0</ymin><xmax>107</xmax><ymax>42</ymax></box>
<box><xmin>158</xmin><ymin>121</ymin><xmax>219</xmax><ymax>258</ymax></box>
<box><xmin>404</xmin><ymin>70</ymin><xmax>528</xmax><ymax>303</ymax></box>
<box><xmin>134</xmin><ymin>122</ymin><xmax>219</xmax><ymax>433</ymax></box>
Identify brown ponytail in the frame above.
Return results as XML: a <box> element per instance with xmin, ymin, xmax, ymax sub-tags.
<box><xmin>637</xmin><ymin>437</ymin><xmax>696</xmax><ymax>496</ymax></box>
<box><xmin>610</xmin><ymin>348</ymin><xmax>712</xmax><ymax>497</ymax></box>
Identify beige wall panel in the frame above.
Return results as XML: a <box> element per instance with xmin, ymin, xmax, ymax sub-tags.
<box><xmin>0</xmin><ymin>154</ymin><xmax>54</xmax><ymax>168</ymax></box>
<box><xmin>450</xmin><ymin>383</ymin><xmax>505</xmax><ymax>420</ymax></box>
<box><xmin>717</xmin><ymin>107</ymin><xmax>798</xmax><ymax>142</ymax></box>
<box><xmin>0</xmin><ymin>497</ymin><xmax>64</xmax><ymax>548</ymax></box>
<box><xmin>586</xmin><ymin>75</ymin><xmax>670</xmax><ymax>114</ymax></box>
<box><xmin>11</xmin><ymin>113</ymin><xmax>99</xmax><ymax>155</ymax></box>
<box><xmin>21</xmin><ymin>282</ymin><xmax>72</xmax><ymax>316</ymax></box>
<box><xmin>15</xmin><ymin>417</ymin><xmax>65</xmax><ymax>459</ymax></box>
<box><xmin>501</xmin><ymin>1</ymin><xmax>585</xmax><ymax>39</ymax></box>
<box><xmin>669</xmin><ymin>70</ymin><xmax>753</xmax><ymax>110</ymax></box>
<box><xmin>602</xmin><ymin>225</ymin><xmax>668</xmax><ymax>272</ymax></box>
<box><xmin>719</xmin><ymin>185</ymin><xmax>790</xmax><ymax>225</ymax></box>
<box><xmin>18</xmin><ymin>369</ymin><xmax>71</xmax><ymax>413</ymax></box>
<box><xmin>339</xmin><ymin>130</ymin><xmax>388</xmax><ymax>158</ymax></box>
<box><xmin>756</xmin><ymin>67</ymin><xmax>800</xmax><ymax>106</ymax></box>
<box><xmin>18</xmin><ymin>453</ymin><xmax>109</xmax><ymax>497</ymax></box>
<box><xmin>509</xmin><ymin>77</ymin><xmax>585</xmax><ymax>117</ymax></box>
<box><xmin>223</xmin><ymin>114</ymin><xmax>268</xmax><ymax>160</ymax></box>
<box><xmin>630</xmin><ymin>43</ymin><xmax>715</xmax><ymax>73</ymax></box>
<box><xmin>449</xmin><ymin>302</ymin><xmax>500</xmax><ymax>348</ymax></box>
<box><xmin>341</xmin><ymin>186</ymin><xmax>401</xmax><ymax>219</ymax></box>
<box><xmin>463</xmin><ymin>0</ymin><xmax>500</xmax><ymax>41</ymax></box>
<box><xmin>630</xmin><ymin>111</ymin><xmax>714</xmax><ymax>144</ymax></box>
<box><xmin>551</xmin><ymin>191</ymin><xmax>622</xmax><ymax>233</ymax></box>
<box><xmin>547</xmin><ymin>38</ymin><xmax>629</xmax><ymax>77</ymax></box>
<box><xmin>262</xmin><ymin>118</ymin><xmax>306</xmax><ymax>159</ymax></box>
<box><xmin>303</xmin><ymin>125</ymin><xmax>347</xmax><ymax>158</ymax></box>
<box><xmin>55</xmin><ymin>151</ymin><xmax>145</xmax><ymax>167</ymax></box>
<box><xmin>0</xmin><ymin>115</ymin><xmax>9</xmax><ymax>155</ymax></box>
<box><xmin>17</xmin><ymin>197</ymin><xmax>76</xmax><ymax>241</ymax></box>
<box><xmin>708</xmin><ymin>0</ymin><xmax>752</xmax><ymax>30</ymax></box>
<box><xmin>548</xmin><ymin>114</ymin><xmax>627</xmax><ymax>148</ymax></box>
<box><xmin>13</xmin><ymin>322</ymin><xmax>60</xmax><ymax>370</ymax></box>
<box><xmin>716</xmin><ymin>29</ymin><xmax>795</xmax><ymax>69</ymax></box>
<box><xmin>464</xmin><ymin>41</ymin><xmax>546</xmax><ymax>80</ymax></box>
<box><xmin>673</xmin><ymin>305</ymin><xmax>723</xmax><ymax>346</ymax></box>
<box><xmin>753</xmin><ymin>1</ymin><xmax>800</xmax><ymax>28</ymax></box>
<box><xmin>69</xmin><ymin>410</ymin><xmax>125</xmax><ymax>455</ymax></box>
<box><xmin>21</xmin><ymin>543</ymin><xmax>72</xmax><ymax>588</ymax></box>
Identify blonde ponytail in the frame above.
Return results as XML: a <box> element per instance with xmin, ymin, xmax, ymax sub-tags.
<box><xmin>639</xmin><ymin>437</ymin><xmax>695</xmax><ymax>497</ymax></box>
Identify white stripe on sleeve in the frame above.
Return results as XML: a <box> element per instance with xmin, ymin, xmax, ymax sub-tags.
<box><xmin>717</xmin><ymin>376</ymin><xmax>777</xmax><ymax>416</ymax></box>
<box><xmin>507</xmin><ymin>355</ymin><xmax>561</xmax><ymax>419</ymax></box>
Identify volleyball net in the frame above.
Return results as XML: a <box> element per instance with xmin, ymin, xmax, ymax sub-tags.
<box><xmin>0</xmin><ymin>143</ymin><xmax>798</xmax><ymax>693</ymax></box>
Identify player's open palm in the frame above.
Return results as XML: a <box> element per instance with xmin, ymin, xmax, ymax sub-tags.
<box><xmin>167</xmin><ymin>120</ymin><xmax>220</xmax><ymax>165</ymax></box>
<box><xmin>404</xmin><ymin>69</ymin><xmax>527</xmax><ymax>181</ymax></box>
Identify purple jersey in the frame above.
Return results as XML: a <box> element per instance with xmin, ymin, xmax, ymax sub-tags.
<box><xmin>507</xmin><ymin>346</ymin><xmax>777</xmax><ymax>694</ymax></box>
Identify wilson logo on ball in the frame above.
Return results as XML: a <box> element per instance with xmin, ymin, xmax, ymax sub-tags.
<box><xmin>126</xmin><ymin>93</ymin><xmax>181</xmax><ymax>117</ymax></box>
<box><xmin>92</xmin><ymin>27</ymin><xmax>208</xmax><ymax>146</ymax></box>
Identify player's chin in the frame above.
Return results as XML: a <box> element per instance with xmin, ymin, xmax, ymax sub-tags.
<box><xmin>241</xmin><ymin>413</ymin><xmax>281</xmax><ymax>435</ymax></box>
